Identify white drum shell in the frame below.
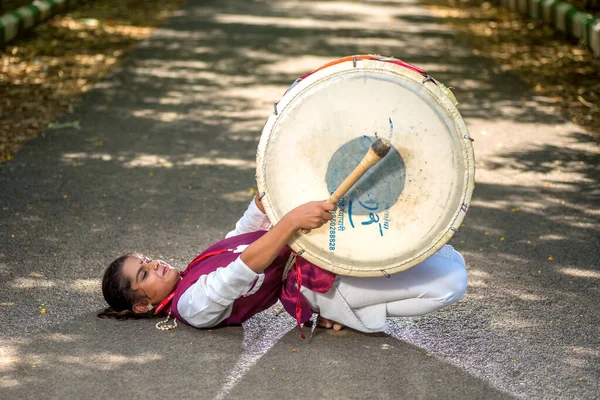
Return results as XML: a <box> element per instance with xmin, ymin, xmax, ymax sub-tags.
<box><xmin>257</xmin><ymin>59</ymin><xmax>474</xmax><ymax>277</ymax></box>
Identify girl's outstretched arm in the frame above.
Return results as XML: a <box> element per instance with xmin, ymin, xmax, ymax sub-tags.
<box><xmin>178</xmin><ymin>200</ymin><xmax>334</xmax><ymax>327</ymax></box>
<box><xmin>240</xmin><ymin>201</ymin><xmax>335</xmax><ymax>273</ymax></box>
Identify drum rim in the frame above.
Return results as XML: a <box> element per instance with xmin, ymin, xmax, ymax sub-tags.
<box><xmin>257</xmin><ymin>56</ymin><xmax>475</xmax><ymax>277</ymax></box>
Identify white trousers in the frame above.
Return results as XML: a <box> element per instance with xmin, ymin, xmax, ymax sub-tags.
<box><xmin>301</xmin><ymin>245</ymin><xmax>468</xmax><ymax>332</ymax></box>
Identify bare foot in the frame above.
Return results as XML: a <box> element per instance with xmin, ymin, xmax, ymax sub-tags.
<box><xmin>316</xmin><ymin>315</ymin><xmax>344</xmax><ymax>331</ymax></box>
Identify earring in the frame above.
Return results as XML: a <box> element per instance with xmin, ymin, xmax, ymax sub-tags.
<box><xmin>147</xmin><ymin>303</ymin><xmax>154</xmax><ymax>312</ymax></box>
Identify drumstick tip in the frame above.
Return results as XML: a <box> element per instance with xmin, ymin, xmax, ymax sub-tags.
<box><xmin>371</xmin><ymin>138</ymin><xmax>392</xmax><ymax>158</ymax></box>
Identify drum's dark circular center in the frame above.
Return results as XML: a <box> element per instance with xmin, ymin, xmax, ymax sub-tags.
<box><xmin>326</xmin><ymin>135</ymin><xmax>405</xmax><ymax>215</ymax></box>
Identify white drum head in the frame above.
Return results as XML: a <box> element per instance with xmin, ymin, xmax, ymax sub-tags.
<box><xmin>257</xmin><ymin>56</ymin><xmax>475</xmax><ymax>277</ymax></box>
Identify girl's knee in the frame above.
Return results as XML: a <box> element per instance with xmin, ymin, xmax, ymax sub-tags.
<box><xmin>432</xmin><ymin>250</ymin><xmax>468</xmax><ymax>304</ymax></box>
<box><xmin>452</xmin><ymin>260</ymin><xmax>468</xmax><ymax>301</ymax></box>
<box><xmin>441</xmin><ymin>251</ymin><xmax>468</xmax><ymax>303</ymax></box>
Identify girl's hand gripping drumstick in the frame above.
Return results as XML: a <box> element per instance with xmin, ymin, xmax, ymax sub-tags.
<box><xmin>302</xmin><ymin>137</ymin><xmax>392</xmax><ymax>234</ymax></box>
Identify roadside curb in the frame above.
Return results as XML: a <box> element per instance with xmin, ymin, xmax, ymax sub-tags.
<box><xmin>498</xmin><ymin>0</ymin><xmax>600</xmax><ymax>55</ymax></box>
<box><xmin>2</xmin><ymin>1</ymin><xmax>598</xmax><ymax>56</ymax></box>
<box><xmin>0</xmin><ymin>0</ymin><xmax>81</xmax><ymax>48</ymax></box>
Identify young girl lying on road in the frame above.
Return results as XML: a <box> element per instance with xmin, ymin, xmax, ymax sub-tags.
<box><xmin>99</xmin><ymin>196</ymin><xmax>468</xmax><ymax>335</ymax></box>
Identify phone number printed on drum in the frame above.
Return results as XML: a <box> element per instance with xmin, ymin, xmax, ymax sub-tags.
<box><xmin>329</xmin><ymin>208</ymin><xmax>337</xmax><ymax>251</ymax></box>
<box><xmin>329</xmin><ymin>197</ymin><xmax>348</xmax><ymax>251</ymax></box>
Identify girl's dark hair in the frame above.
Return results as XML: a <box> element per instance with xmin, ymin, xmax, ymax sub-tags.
<box><xmin>97</xmin><ymin>253</ymin><xmax>155</xmax><ymax>320</ymax></box>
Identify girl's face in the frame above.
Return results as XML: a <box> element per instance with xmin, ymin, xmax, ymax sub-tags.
<box><xmin>122</xmin><ymin>255</ymin><xmax>180</xmax><ymax>310</ymax></box>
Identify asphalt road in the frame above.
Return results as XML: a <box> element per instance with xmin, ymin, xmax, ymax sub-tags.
<box><xmin>1</xmin><ymin>0</ymin><xmax>598</xmax><ymax>399</ymax></box>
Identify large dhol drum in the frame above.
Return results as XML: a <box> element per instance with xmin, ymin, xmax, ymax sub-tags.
<box><xmin>256</xmin><ymin>55</ymin><xmax>475</xmax><ymax>277</ymax></box>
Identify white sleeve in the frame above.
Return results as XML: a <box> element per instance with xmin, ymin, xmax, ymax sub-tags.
<box><xmin>225</xmin><ymin>199</ymin><xmax>271</xmax><ymax>238</ymax></box>
<box><xmin>177</xmin><ymin>256</ymin><xmax>265</xmax><ymax>328</ymax></box>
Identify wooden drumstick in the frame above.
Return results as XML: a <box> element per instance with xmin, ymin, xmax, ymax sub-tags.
<box><xmin>302</xmin><ymin>137</ymin><xmax>392</xmax><ymax>234</ymax></box>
